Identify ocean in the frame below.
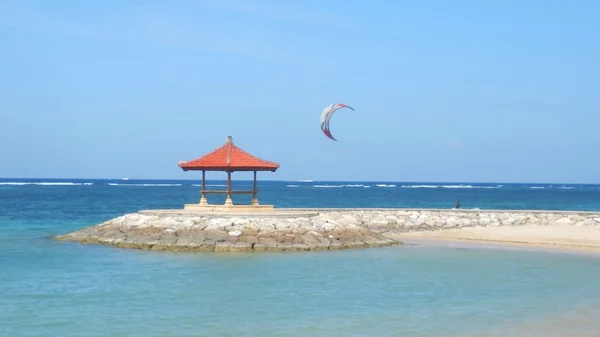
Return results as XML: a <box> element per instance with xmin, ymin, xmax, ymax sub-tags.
<box><xmin>1</xmin><ymin>178</ymin><xmax>600</xmax><ymax>336</ymax></box>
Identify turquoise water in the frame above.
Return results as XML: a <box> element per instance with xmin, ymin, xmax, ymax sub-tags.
<box><xmin>2</xmin><ymin>179</ymin><xmax>600</xmax><ymax>336</ymax></box>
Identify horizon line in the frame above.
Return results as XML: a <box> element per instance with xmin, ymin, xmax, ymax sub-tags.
<box><xmin>0</xmin><ymin>177</ymin><xmax>598</xmax><ymax>185</ymax></box>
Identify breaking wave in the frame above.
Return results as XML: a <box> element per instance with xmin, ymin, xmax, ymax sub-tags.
<box><xmin>310</xmin><ymin>184</ymin><xmax>372</xmax><ymax>188</ymax></box>
<box><xmin>400</xmin><ymin>184</ymin><xmax>503</xmax><ymax>189</ymax></box>
<box><xmin>108</xmin><ymin>183</ymin><xmax>182</xmax><ymax>187</ymax></box>
<box><xmin>0</xmin><ymin>182</ymin><xmax>93</xmax><ymax>186</ymax></box>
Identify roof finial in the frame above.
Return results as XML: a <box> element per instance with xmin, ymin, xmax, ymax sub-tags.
<box><xmin>226</xmin><ymin>135</ymin><xmax>233</xmax><ymax>144</ymax></box>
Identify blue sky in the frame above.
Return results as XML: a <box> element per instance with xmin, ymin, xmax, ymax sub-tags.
<box><xmin>1</xmin><ymin>0</ymin><xmax>598</xmax><ymax>183</ymax></box>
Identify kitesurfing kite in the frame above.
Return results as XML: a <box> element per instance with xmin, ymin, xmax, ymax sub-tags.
<box><xmin>320</xmin><ymin>103</ymin><xmax>355</xmax><ymax>141</ymax></box>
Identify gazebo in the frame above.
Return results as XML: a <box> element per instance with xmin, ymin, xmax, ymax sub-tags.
<box><xmin>178</xmin><ymin>136</ymin><xmax>280</xmax><ymax>212</ymax></box>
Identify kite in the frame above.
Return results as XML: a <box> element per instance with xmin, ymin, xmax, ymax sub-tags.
<box><xmin>320</xmin><ymin>103</ymin><xmax>355</xmax><ymax>141</ymax></box>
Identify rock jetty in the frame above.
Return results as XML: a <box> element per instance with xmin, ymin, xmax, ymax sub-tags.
<box><xmin>55</xmin><ymin>208</ymin><xmax>600</xmax><ymax>252</ymax></box>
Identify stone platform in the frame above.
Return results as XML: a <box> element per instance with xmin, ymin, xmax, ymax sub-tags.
<box><xmin>139</xmin><ymin>208</ymin><xmax>320</xmax><ymax>219</ymax></box>
<box><xmin>183</xmin><ymin>203</ymin><xmax>276</xmax><ymax>213</ymax></box>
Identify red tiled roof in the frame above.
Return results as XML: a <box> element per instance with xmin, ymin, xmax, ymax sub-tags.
<box><xmin>178</xmin><ymin>136</ymin><xmax>280</xmax><ymax>172</ymax></box>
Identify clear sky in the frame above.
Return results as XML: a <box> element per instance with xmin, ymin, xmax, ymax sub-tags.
<box><xmin>1</xmin><ymin>0</ymin><xmax>598</xmax><ymax>183</ymax></box>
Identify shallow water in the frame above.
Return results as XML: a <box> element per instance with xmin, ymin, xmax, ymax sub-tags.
<box><xmin>1</xmin><ymin>179</ymin><xmax>600</xmax><ymax>336</ymax></box>
<box><xmin>3</xmin><ymin>238</ymin><xmax>600</xmax><ymax>336</ymax></box>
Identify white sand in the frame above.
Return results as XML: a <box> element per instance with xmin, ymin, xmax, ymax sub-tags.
<box><xmin>395</xmin><ymin>224</ymin><xmax>600</xmax><ymax>253</ymax></box>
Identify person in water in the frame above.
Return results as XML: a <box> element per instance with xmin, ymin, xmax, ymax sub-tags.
<box><xmin>454</xmin><ymin>201</ymin><xmax>461</xmax><ymax>209</ymax></box>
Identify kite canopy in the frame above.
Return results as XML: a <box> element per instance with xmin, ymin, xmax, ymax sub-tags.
<box><xmin>320</xmin><ymin>103</ymin><xmax>355</xmax><ymax>141</ymax></box>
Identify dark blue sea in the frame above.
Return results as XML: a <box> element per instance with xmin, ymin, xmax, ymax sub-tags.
<box><xmin>2</xmin><ymin>178</ymin><xmax>600</xmax><ymax>336</ymax></box>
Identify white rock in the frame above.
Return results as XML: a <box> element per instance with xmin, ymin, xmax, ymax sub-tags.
<box><xmin>384</xmin><ymin>215</ymin><xmax>398</xmax><ymax>225</ymax></box>
<box><xmin>257</xmin><ymin>225</ymin><xmax>276</xmax><ymax>234</ymax></box>
<box><xmin>460</xmin><ymin>218</ymin><xmax>472</xmax><ymax>227</ymax></box>
<box><xmin>445</xmin><ymin>216</ymin><xmax>460</xmax><ymax>227</ymax></box>
<box><xmin>230</xmin><ymin>218</ymin><xmax>250</xmax><ymax>226</ymax></box>
<box><xmin>228</xmin><ymin>230</ymin><xmax>242</xmax><ymax>237</ymax></box>
<box><xmin>552</xmin><ymin>217</ymin><xmax>573</xmax><ymax>226</ymax></box>
<box><xmin>340</xmin><ymin>214</ymin><xmax>360</xmax><ymax>226</ymax></box>
<box><xmin>181</xmin><ymin>219</ymin><xmax>196</xmax><ymax>228</ymax></box>
<box><xmin>203</xmin><ymin>223</ymin><xmax>222</xmax><ymax>232</ymax></box>
<box><xmin>163</xmin><ymin>218</ymin><xmax>181</xmax><ymax>228</ymax></box>
<box><xmin>369</xmin><ymin>219</ymin><xmax>389</xmax><ymax>228</ymax></box>
<box><xmin>209</xmin><ymin>218</ymin><xmax>229</xmax><ymax>228</ymax></box>
<box><xmin>312</xmin><ymin>219</ymin><xmax>337</xmax><ymax>231</ymax></box>
<box><xmin>125</xmin><ymin>214</ymin><xmax>140</xmax><ymax>222</ymax></box>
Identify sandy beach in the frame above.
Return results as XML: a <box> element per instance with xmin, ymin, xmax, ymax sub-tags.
<box><xmin>395</xmin><ymin>224</ymin><xmax>600</xmax><ymax>254</ymax></box>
